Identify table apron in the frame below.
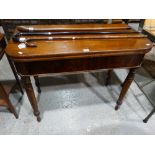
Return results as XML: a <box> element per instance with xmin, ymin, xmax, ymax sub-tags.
<box><xmin>14</xmin><ymin>54</ymin><xmax>144</xmax><ymax>76</ymax></box>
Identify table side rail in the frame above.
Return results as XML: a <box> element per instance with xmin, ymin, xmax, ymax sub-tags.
<box><xmin>14</xmin><ymin>54</ymin><xmax>145</xmax><ymax>76</ymax></box>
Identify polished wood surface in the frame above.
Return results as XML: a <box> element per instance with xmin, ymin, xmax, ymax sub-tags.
<box><xmin>6</xmin><ymin>24</ymin><xmax>152</xmax><ymax>62</ymax></box>
<box><xmin>142</xmin><ymin>19</ymin><xmax>155</xmax><ymax>42</ymax></box>
<box><xmin>7</xmin><ymin>37</ymin><xmax>151</xmax><ymax>61</ymax></box>
<box><xmin>144</xmin><ymin>19</ymin><xmax>155</xmax><ymax>29</ymax></box>
<box><xmin>17</xmin><ymin>24</ymin><xmax>129</xmax><ymax>32</ymax></box>
<box><xmin>145</xmin><ymin>30</ymin><xmax>155</xmax><ymax>36</ymax></box>
<box><xmin>5</xmin><ymin>24</ymin><xmax>153</xmax><ymax>122</ymax></box>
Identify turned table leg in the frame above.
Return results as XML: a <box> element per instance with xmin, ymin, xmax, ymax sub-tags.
<box><xmin>21</xmin><ymin>76</ymin><xmax>41</xmax><ymax>122</ymax></box>
<box><xmin>115</xmin><ymin>68</ymin><xmax>137</xmax><ymax>110</ymax></box>
<box><xmin>34</xmin><ymin>76</ymin><xmax>41</xmax><ymax>93</ymax></box>
<box><xmin>105</xmin><ymin>69</ymin><xmax>112</xmax><ymax>86</ymax></box>
<box><xmin>143</xmin><ymin>107</ymin><xmax>155</xmax><ymax>123</ymax></box>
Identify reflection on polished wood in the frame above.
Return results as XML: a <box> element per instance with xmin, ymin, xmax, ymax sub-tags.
<box><xmin>6</xmin><ymin>24</ymin><xmax>153</xmax><ymax>122</ymax></box>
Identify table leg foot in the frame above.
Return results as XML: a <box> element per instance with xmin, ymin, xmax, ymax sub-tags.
<box><xmin>21</xmin><ymin>76</ymin><xmax>41</xmax><ymax>122</ymax></box>
<box><xmin>14</xmin><ymin>112</ymin><xmax>19</xmax><ymax>119</ymax></box>
<box><xmin>8</xmin><ymin>107</ymin><xmax>18</xmax><ymax>119</ymax></box>
<box><xmin>115</xmin><ymin>102</ymin><xmax>121</xmax><ymax>111</ymax></box>
<box><xmin>37</xmin><ymin>116</ymin><xmax>41</xmax><ymax>122</ymax></box>
<box><xmin>143</xmin><ymin>119</ymin><xmax>148</xmax><ymax>123</ymax></box>
<box><xmin>34</xmin><ymin>111</ymin><xmax>41</xmax><ymax>122</ymax></box>
<box><xmin>115</xmin><ymin>68</ymin><xmax>137</xmax><ymax>110</ymax></box>
<box><xmin>143</xmin><ymin>107</ymin><xmax>155</xmax><ymax>123</ymax></box>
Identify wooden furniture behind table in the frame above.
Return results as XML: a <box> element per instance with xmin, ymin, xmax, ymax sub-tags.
<box><xmin>141</xmin><ymin>20</ymin><xmax>155</xmax><ymax>123</ymax></box>
<box><xmin>142</xmin><ymin>19</ymin><xmax>155</xmax><ymax>42</ymax></box>
<box><xmin>5</xmin><ymin>24</ymin><xmax>153</xmax><ymax>122</ymax></box>
<box><xmin>0</xmin><ymin>33</ymin><xmax>23</xmax><ymax>94</ymax></box>
<box><xmin>134</xmin><ymin>19</ymin><xmax>155</xmax><ymax>123</ymax></box>
<box><xmin>0</xmin><ymin>33</ymin><xmax>20</xmax><ymax>118</ymax></box>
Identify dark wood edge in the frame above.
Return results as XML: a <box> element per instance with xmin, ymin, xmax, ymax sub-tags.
<box><xmin>16</xmin><ymin>66</ymin><xmax>141</xmax><ymax>77</ymax></box>
<box><xmin>6</xmin><ymin>48</ymin><xmax>152</xmax><ymax>62</ymax></box>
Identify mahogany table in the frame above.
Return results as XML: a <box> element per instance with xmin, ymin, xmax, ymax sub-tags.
<box><xmin>5</xmin><ymin>24</ymin><xmax>153</xmax><ymax>122</ymax></box>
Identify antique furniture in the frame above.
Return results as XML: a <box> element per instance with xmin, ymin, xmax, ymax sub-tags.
<box><xmin>0</xmin><ymin>32</ymin><xmax>23</xmax><ymax>94</ymax></box>
<box><xmin>132</xmin><ymin>19</ymin><xmax>155</xmax><ymax>123</ymax></box>
<box><xmin>0</xmin><ymin>19</ymin><xmax>123</xmax><ymax>39</ymax></box>
<box><xmin>0</xmin><ymin>33</ymin><xmax>20</xmax><ymax>118</ymax></box>
<box><xmin>141</xmin><ymin>20</ymin><xmax>155</xmax><ymax>123</ymax></box>
<box><xmin>140</xmin><ymin>20</ymin><xmax>155</xmax><ymax>43</ymax></box>
<box><xmin>5</xmin><ymin>24</ymin><xmax>152</xmax><ymax>122</ymax></box>
<box><xmin>0</xmin><ymin>83</ymin><xmax>18</xmax><ymax>118</ymax></box>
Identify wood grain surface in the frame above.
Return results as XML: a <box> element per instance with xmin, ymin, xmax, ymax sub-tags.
<box><xmin>6</xmin><ymin>24</ymin><xmax>152</xmax><ymax>61</ymax></box>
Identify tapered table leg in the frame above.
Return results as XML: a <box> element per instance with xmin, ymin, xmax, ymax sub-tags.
<box><xmin>7</xmin><ymin>56</ymin><xmax>24</xmax><ymax>95</ymax></box>
<box><xmin>115</xmin><ymin>68</ymin><xmax>137</xmax><ymax>110</ymax></box>
<box><xmin>34</xmin><ymin>76</ymin><xmax>41</xmax><ymax>93</ymax></box>
<box><xmin>21</xmin><ymin>76</ymin><xmax>41</xmax><ymax>122</ymax></box>
<box><xmin>143</xmin><ymin>107</ymin><xmax>155</xmax><ymax>123</ymax></box>
<box><xmin>105</xmin><ymin>70</ymin><xmax>112</xmax><ymax>86</ymax></box>
<box><xmin>0</xmin><ymin>83</ymin><xmax>18</xmax><ymax>118</ymax></box>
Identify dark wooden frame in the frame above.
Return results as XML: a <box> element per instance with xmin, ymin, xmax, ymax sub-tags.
<box><xmin>0</xmin><ymin>33</ymin><xmax>22</xmax><ymax>118</ymax></box>
<box><xmin>138</xmin><ymin>20</ymin><xmax>155</xmax><ymax>123</ymax></box>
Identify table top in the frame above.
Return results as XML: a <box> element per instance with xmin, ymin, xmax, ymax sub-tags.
<box><xmin>6</xmin><ymin>24</ymin><xmax>153</xmax><ymax>61</ymax></box>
